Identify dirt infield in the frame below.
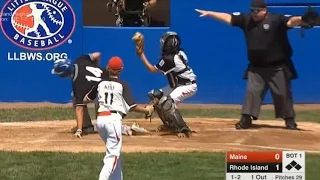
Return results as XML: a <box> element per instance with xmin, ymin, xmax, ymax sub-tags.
<box><xmin>2</xmin><ymin>102</ymin><xmax>320</xmax><ymax>110</ymax></box>
<box><xmin>0</xmin><ymin>102</ymin><xmax>319</xmax><ymax>154</ymax></box>
<box><xmin>1</xmin><ymin>118</ymin><xmax>320</xmax><ymax>153</ymax></box>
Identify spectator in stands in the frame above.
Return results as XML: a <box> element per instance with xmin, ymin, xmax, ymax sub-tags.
<box><xmin>107</xmin><ymin>0</ymin><xmax>157</xmax><ymax>26</ymax></box>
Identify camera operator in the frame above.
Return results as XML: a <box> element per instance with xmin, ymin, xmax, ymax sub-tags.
<box><xmin>107</xmin><ymin>0</ymin><xmax>157</xmax><ymax>26</ymax></box>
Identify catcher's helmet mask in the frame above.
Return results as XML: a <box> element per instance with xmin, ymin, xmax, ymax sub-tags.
<box><xmin>160</xmin><ymin>31</ymin><xmax>181</xmax><ymax>55</ymax></box>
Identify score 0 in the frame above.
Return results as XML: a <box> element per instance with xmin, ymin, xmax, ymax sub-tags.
<box><xmin>275</xmin><ymin>153</ymin><xmax>281</xmax><ymax>170</ymax></box>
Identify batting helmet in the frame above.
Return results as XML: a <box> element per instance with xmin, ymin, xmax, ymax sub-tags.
<box><xmin>51</xmin><ymin>59</ymin><xmax>75</xmax><ymax>78</ymax></box>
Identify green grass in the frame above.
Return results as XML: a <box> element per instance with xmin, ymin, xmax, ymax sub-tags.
<box><xmin>0</xmin><ymin>151</ymin><xmax>319</xmax><ymax>180</ymax></box>
<box><xmin>1</xmin><ymin>108</ymin><xmax>319</xmax><ymax>180</ymax></box>
<box><xmin>1</xmin><ymin>107</ymin><xmax>320</xmax><ymax>123</ymax></box>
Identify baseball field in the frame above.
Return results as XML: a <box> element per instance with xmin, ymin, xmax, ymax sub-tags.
<box><xmin>0</xmin><ymin>103</ymin><xmax>320</xmax><ymax>180</ymax></box>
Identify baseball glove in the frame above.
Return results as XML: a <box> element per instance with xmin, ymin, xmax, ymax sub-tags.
<box><xmin>144</xmin><ymin>104</ymin><xmax>154</xmax><ymax>122</ymax></box>
<box><xmin>132</xmin><ymin>32</ymin><xmax>144</xmax><ymax>56</ymax></box>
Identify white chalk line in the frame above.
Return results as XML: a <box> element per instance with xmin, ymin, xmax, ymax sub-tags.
<box><xmin>13</xmin><ymin>137</ymin><xmax>320</xmax><ymax>154</ymax></box>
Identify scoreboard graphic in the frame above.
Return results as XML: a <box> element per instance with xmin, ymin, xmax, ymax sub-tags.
<box><xmin>226</xmin><ymin>151</ymin><xmax>305</xmax><ymax>180</ymax></box>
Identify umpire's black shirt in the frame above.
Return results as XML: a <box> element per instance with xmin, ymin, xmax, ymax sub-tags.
<box><xmin>231</xmin><ymin>12</ymin><xmax>293</xmax><ymax>67</ymax></box>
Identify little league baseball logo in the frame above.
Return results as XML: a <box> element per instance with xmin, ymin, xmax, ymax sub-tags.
<box><xmin>0</xmin><ymin>0</ymin><xmax>76</xmax><ymax>50</ymax></box>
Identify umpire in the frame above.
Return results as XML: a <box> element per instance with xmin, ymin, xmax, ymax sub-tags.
<box><xmin>195</xmin><ymin>0</ymin><xmax>318</xmax><ymax>130</ymax></box>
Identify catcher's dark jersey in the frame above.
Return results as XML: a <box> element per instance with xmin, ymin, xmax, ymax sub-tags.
<box><xmin>154</xmin><ymin>50</ymin><xmax>196</xmax><ymax>88</ymax></box>
<box><xmin>87</xmin><ymin>77</ymin><xmax>137</xmax><ymax>115</ymax></box>
<box><xmin>231</xmin><ymin>12</ymin><xmax>293</xmax><ymax>66</ymax></box>
<box><xmin>72</xmin><ymin>55</ymin><xmax>108</xmax><ymax>106</ymax></box>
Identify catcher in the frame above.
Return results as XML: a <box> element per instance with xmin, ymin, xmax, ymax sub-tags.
<box><xmin>132</xmin><ymin>31</ymin><xmax>198</xmax><ymax>138</ymax></box>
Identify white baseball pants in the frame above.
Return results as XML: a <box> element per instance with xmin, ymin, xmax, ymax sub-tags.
<box><xmin>96</xmin><ymin>112</ymin><xmax>123</xmax><ymax>180</ymax></box>
<box><xmin>161</xmin><ymin>83</ymin><xmax>198</xmax><ymax>103</ymax></box>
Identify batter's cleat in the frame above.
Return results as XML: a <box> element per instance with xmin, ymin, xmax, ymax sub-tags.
<box><xmin>235</xmin><ymin>114</ymin><xmax>252</xmax><ymax>129</ymax></box>
<box><xmin>131</xmin><ymin>123</ymin><xmax>151</xmax><ymax>135</ymax></box>
<box><xmin>71</xmin><ymin>125</ymin><xmax>94</xmax><ymax>134</ymax></box>
<box><xmin>122</xmin><ymin>125</ymin><xmax>133</xmax><ymax>136</ymax></box>
<box><xmin>73</xmin><ymin>129</ymin><xmax>82</xmax><ymax>138</ymax></box>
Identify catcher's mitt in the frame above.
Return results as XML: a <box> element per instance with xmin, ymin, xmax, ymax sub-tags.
<box><xmin>132</xmin><ymin>32</ymin><xmax>144</xmax><ymax>56</ymax></box>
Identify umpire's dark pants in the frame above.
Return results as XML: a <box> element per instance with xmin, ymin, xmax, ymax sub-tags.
<box><xmin>241</xmin><ymin>65</ymin><xmax>295</xmax><ymax>119</ymax></box>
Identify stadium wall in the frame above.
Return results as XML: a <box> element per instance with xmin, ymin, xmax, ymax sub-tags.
<box><xmin>0</xmin><ymin>0</ymin><xmax>319</xmax><ymax>104</ymax></box>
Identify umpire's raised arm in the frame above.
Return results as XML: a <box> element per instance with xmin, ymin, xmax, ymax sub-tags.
<box><xmin>195</xmin><ymin>9</ymin><xmax>233</xmax><ymax>25</ymax></box>
<box><xmin>195</xmin><ymin>6</ymin><xmax>317</xmax><ymax>29</ymax></box>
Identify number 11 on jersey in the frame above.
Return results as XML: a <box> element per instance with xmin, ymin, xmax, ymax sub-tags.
<box><xmin>105</xmin><ymin>92</ymin><xmax>114</xmax><ymax>105</ymax></box>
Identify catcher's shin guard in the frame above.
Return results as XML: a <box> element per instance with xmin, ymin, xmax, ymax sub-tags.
<box><xmin>154</xmin><ymin>105</ymin><xmax>175</xmax><ymax>131</ymax></box>
<box><xmin>158</xmin><ymin>96</ymin><xmax>191</xmax><ymax>133</ymax></box>
<box><xmin>148</xmin><ymin>89</ymin><xmax>174</xmax><ymax>130</ymax></box>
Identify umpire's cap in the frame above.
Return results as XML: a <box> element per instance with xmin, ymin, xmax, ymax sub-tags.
<box><xmin>108</xmin><ymin>56</ymin><xmax>123</xmax><ymax>71</ymax></box>
<box><xmin>250</xmin><ymin>0</ymin><xmax>266</xmax><ymax>8</ymax></box>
